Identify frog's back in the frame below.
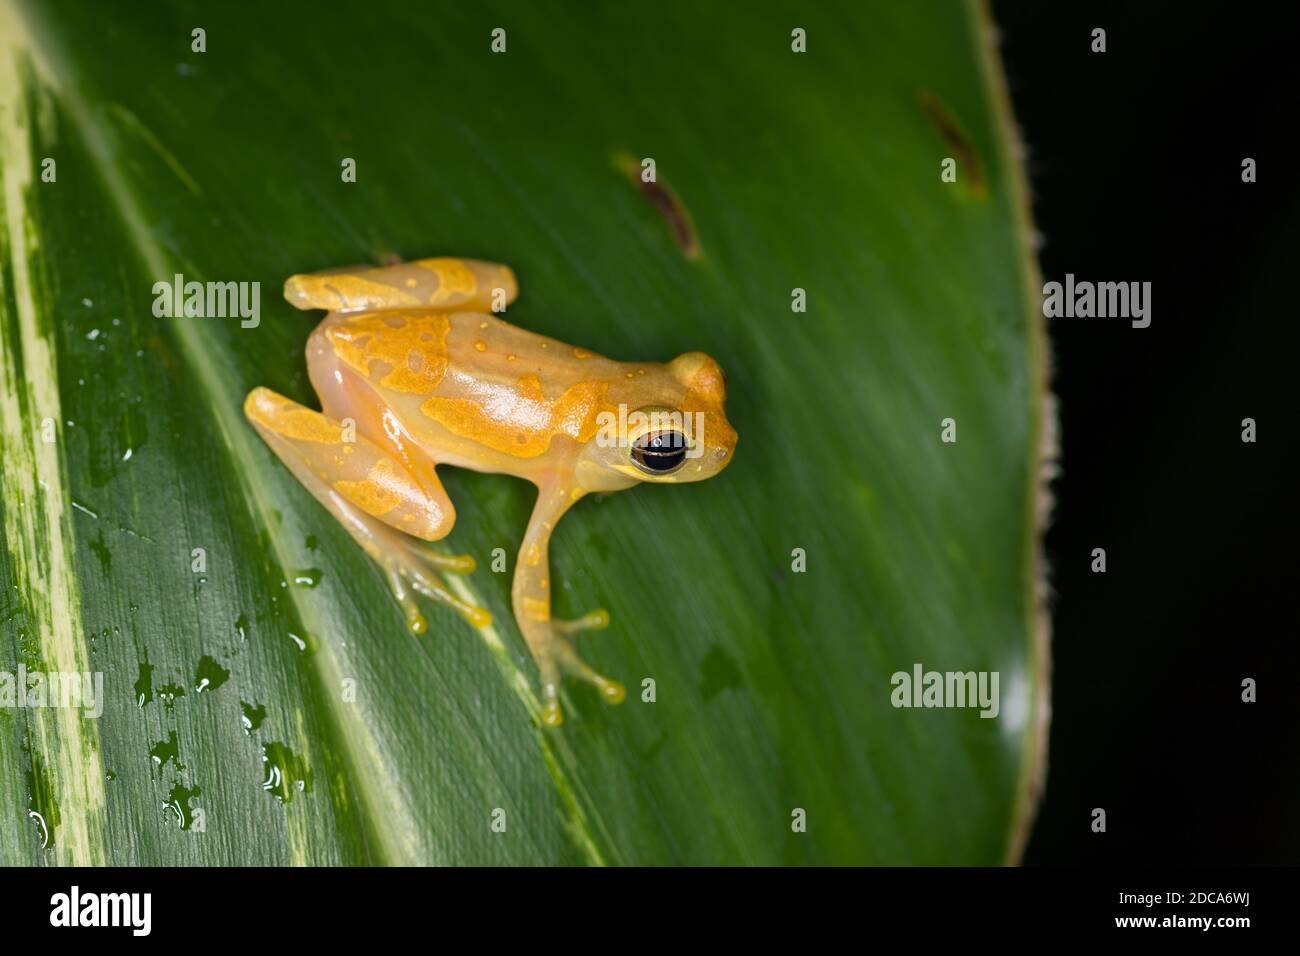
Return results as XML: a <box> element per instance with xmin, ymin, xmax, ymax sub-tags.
<box><xmin>286</xmin><ymin>257</ymin><xmax>675</xmax><ymax>473</ymax></box>
<box><xmin>442</xmin><ymin>311</ymin><xmax>625</xmax><ymax>393</ymax></box>
<box><xmin>417</xmin><ymin>311</ymin><xmax>633</xmax><ymax>468</ymax></box>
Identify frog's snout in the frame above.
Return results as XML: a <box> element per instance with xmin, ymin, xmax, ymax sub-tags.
<box><xmin>708</xmin><ymin>418</ymin><xmax>737</xmax><ymax>470</ymax></box>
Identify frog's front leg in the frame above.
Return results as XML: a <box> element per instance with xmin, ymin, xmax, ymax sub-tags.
<box><xmin>244</xmin><ymin>387</ymin><xmax>490</xmax><ymax>632</ymax></box>
<box><xmin>513</xmin><ymin>481</ymin><xmax>626</xmax><ymax>727</ymax></box>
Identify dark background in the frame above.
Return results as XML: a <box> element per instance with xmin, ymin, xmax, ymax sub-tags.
<box><xmin>989</xmin><ymin>2</ymin><xmax>1298</xmax><ymax>863</ymax></box>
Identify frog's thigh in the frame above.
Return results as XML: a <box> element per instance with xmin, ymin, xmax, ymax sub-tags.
<box><xmin>244</xmin><ymin>387</ymin><xmax>455</xmax><ymax>541</ymax></box>
<box><xmin>307</xmin><ymin>335</ymin><xmax>449</xmax><ymax>512</ymax></box>
<box><xmin>284</xmin><ymin>257</ymin><xmax>518</xmax><ymax>313</ymax></box>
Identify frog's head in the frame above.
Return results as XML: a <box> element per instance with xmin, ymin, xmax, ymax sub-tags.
<box><xmin>577</xmin><ymin>351</ymin><xmax>738</xmax><ymax>489</ymax></box>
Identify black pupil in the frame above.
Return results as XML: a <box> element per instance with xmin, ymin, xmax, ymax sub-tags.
<box><xmin>632</xmin><ymin>431</ymin><xmax>688</xmax><ymax>473</ymax></box>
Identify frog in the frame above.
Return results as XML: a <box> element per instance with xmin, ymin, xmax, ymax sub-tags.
<box><xmin>244</xmin><ymin>256</ymin><xmax>738</xmax><ymax>726</ymax></box>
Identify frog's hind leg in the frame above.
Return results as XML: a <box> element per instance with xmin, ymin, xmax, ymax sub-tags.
<box><xmin>244</xmin><ymin>387</ymin><xmax>489</xmax><ymax>632</ymax></box>
<box><xmin>284</xmin><ymin>257</ymin><xmax>519</xmax><ymax>314</ymax></box>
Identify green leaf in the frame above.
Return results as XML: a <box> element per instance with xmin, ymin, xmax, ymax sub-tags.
<box><xmin>0</xmin><ymin>0</ymin><xmax>1050</xmax><ymax>865</ymax></box>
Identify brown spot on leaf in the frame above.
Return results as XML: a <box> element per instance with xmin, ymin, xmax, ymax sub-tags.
<box><xmin>616</xmin><ymin>153</ymin><xmax>701</xmax><ymax>259</ymax></box>
<box><xmin>919</xmin><ymin>91</ymin><xmax>987</xmax><ymax>198</ymax></box>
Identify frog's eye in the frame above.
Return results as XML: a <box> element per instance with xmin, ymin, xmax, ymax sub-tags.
<box><xmin>631</xmin><ymin>430</ymin><xmax>688</xmax><ymax>475</ymax></box>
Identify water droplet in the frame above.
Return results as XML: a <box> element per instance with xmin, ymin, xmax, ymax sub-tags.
<box><xmin>134</xmin><ymin>658</ymin><xmax>154</xmax><ymax>708</ymax></box>
<box><xmin>162</xmin><ymin>783</ymin><xmax>201</xmax><ymax>829</ymax></box>
<box><xmin>23</xmin><ymin>742</ymin><xmax>60</xmax><ymax>850</ymax></box>
<box><xmin>291</xmin><ymin>568</ymin><xmax>322</xmax><ymax>588</ymax></box>
<box><xmin>157</xmin><ymin>682</ymin><xmax>185</xmax><ymax>712</ymax></box>
<box><xmin>148</xmin><ymin>731</ymin><xmax>183</xmax><ymax>779</ymax></box>
<box><xmin>285</xmin><ymin>631</ymin><xmax>316</xmax><ymax>654</ymax></box>
<box><xmin>240</xmin><ymin>701</ymin><xmax>267</xmax><ymax>735</ymax></box>
<box><xmin>89</xmin><ymin>530</ymin><xmax>112</xmax><ymax>576</ymax></box>
<box><xmin>261</xmin><ymin>742</ymin><xmax>312</xmax><ymax>803</ymax></box>
<box><xmin>193</xmin><ymin>655</ymin><xmax>229</xmax><ymax>693</ymax></box>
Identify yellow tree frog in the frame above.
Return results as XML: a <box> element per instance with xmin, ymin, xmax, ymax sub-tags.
<box><xmin>244</xmin><ymin>257</ymin><xmax>737</xmax><ymax>726</ymax></box>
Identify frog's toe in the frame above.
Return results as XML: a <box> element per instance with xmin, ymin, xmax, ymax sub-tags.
<box><xmin>557</xmin><ymin>640</ymin><xmax>626</xmax><ymax>705</ymax></box>
<box><xmin>378</xmin><ymin>563</ymin><xmax>423</xmax><ymax>631</ymax></box>
<box><xmin>383</xmin><ymin>551</ymin><xmax>491</xmax><ymax>630</ymax></box>
<box><xmin>399</xmin><ymin>538</ymin><xmax>476</xmax><ymax>574</ymax></box>
<box><xmin>406</xmin><ymin>568</ymin><xmax>491</xmax><ymax>628</ymax></box>
<box><xmin>541</xmin><ymin>680</ymin><xmax>565</xmax><ymax>728</ymax></box>
<box><xmin>553</xmin><ymin>607</ymin><xmax>610</xmax><ymax>635</ymax></box>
